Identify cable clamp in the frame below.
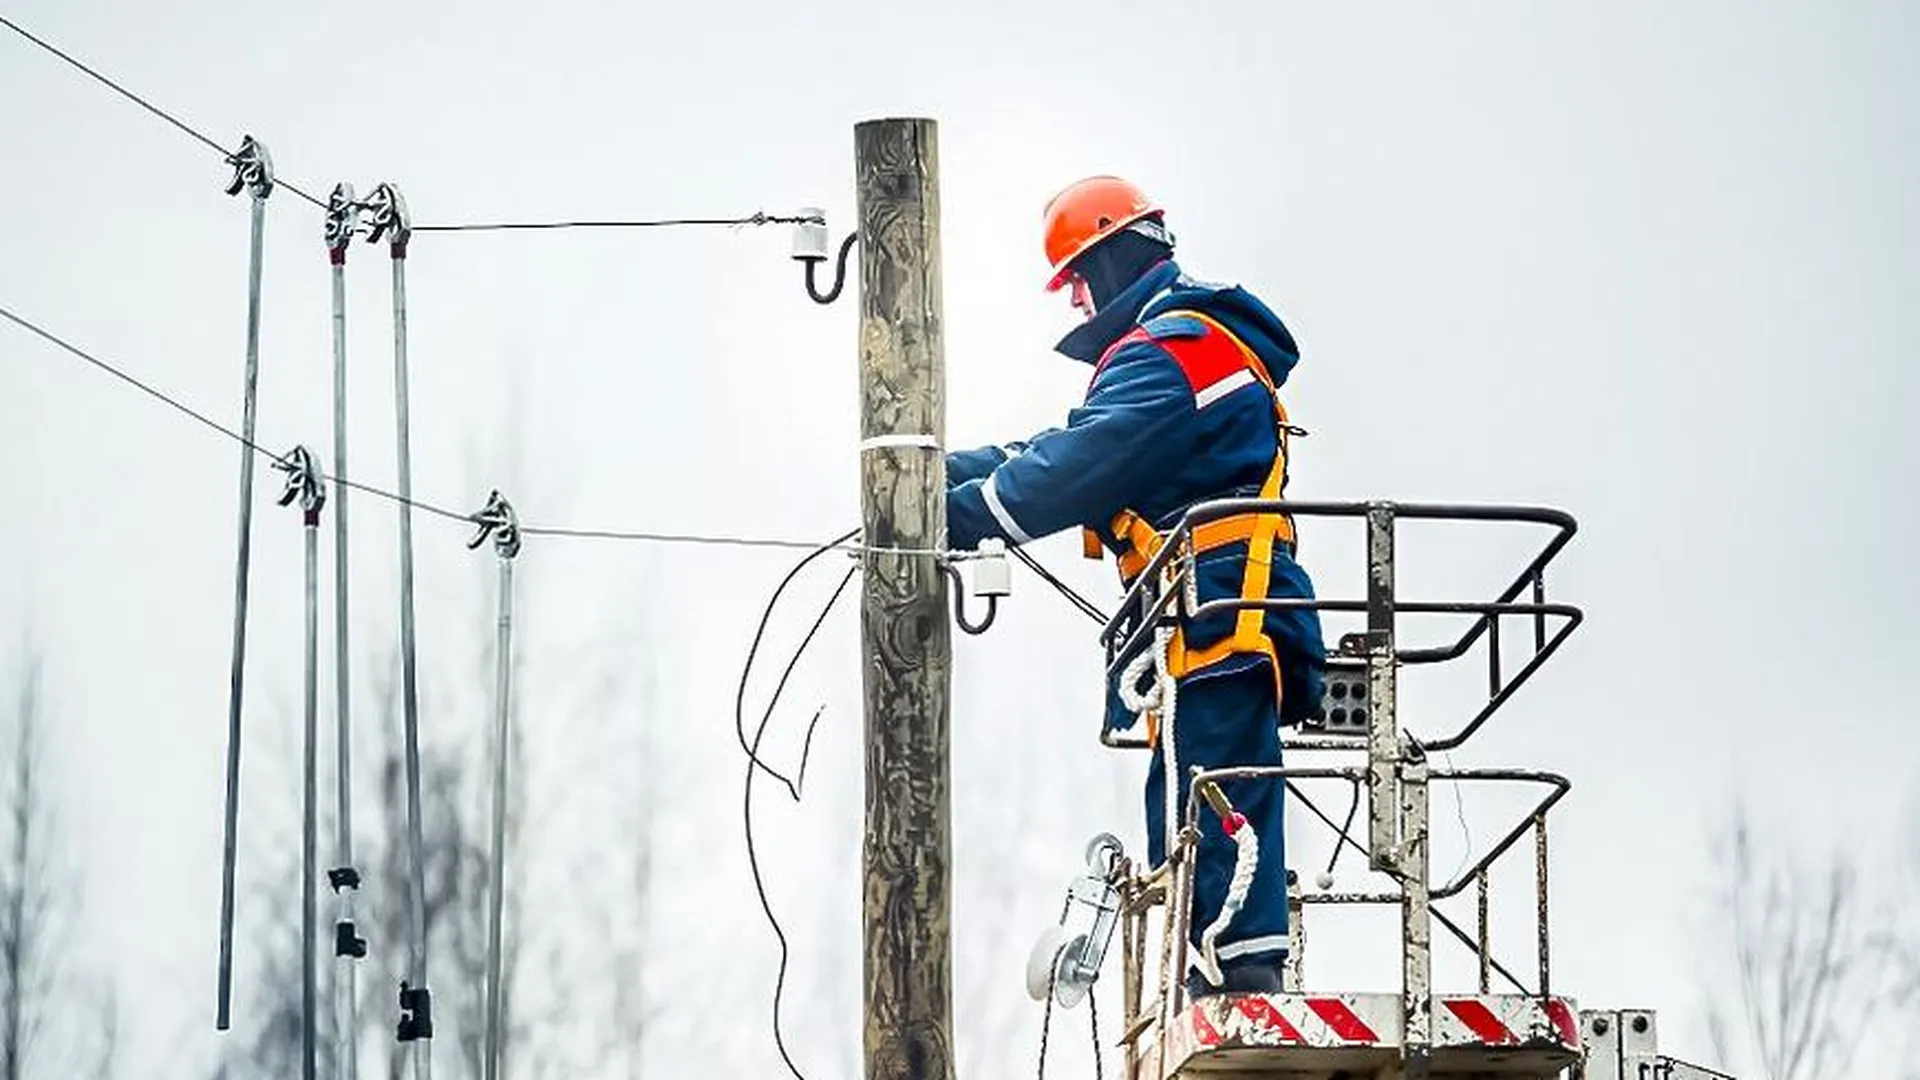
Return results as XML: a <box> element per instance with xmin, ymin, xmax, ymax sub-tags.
<box><xmin>275</xmin><ymin>446</ymin><xmax>326</xmax><ymax>518</ymax></box>
<box><xmin>325</xmin><ymin>182</ymin><xmax>361</xmax><ymax>255</ymax></box>
<box><xmin>361</xmin><ymin>182</ymin><xmax>412</xmax><ymax>249</ymax></box>
<box><xmin>467</xmin><ymin>490</ymin><xmax>521</xmax><ymax>559</ymax></box>
<box><xmin>223</xmin><ymin>134</ymin><xmax>275</xmax><ymax>199</ymax></box>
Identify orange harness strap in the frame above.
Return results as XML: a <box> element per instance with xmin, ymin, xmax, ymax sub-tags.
<box><xmin>1086</xmin><ymin>310</ymin><xmax>1300</xmax><ymax>747</ymax></box>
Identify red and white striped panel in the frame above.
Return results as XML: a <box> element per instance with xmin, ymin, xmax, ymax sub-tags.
<box><xmin>1167</xmin><ymin>992</ymin><xmax>1581</xmax><ymax>1060</ymax></box>
<box><xmin>1435</xmin><ymin>995</ymin><xmax>1581</xmax><ymax>1050</ymax></box>
<box><xmin>1179</xmin><ymin>993</ymin><xmax>1393</xmax><ymax>1053</ymax></box>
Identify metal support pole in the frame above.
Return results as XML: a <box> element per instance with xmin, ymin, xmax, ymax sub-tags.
<box><xmin>325</xmin><ymin>182</ymin><xmax>366</xmax><ymax>1080</ymax></box>
<box><xmin>216</xmin><ymin>133</ymin><xmax>273</xmax><ymax>1032</ymax></box>
<box><xmin>1284</xmin><ymin>870</ymin><xmax>1305</xmax><ymax>991</ymax></box>
<box><xmin>1476</xmin><ymin>868</ymin><xmax>1491</xmax><ymax>994</ymax></box>
<box><xmin>474</xmin><ymin>493</ymin><xmax>521</xmax><ymax>1080</ymax></box>
<box><xmin>855</xmin><ymin>117</ymin><xmax>953</xmax><ymax>1080</ymax></box>
<box><xmin>1399</xmin><ymin>746</ymin><xmax>1432</xmax><ymax>1080</ymax></box>
<box><xmin>364</xmin><ymin>181</ymin><xmax>432</xmax><ymax>1073</ymax></box>
<box><xmin>277</xmin><ymin>446</ymin><xmax>326</xmax><ymax>1080</ymax></box>
<box><xmin>1365</xmin><ymin>502</ymin><xmax>1399</xmax><ymax>873</ymax></box>
<box><xmin>1534</xmin><ymin>813</ymin><xmax>1551</xmax><ymax>995</ymax></box>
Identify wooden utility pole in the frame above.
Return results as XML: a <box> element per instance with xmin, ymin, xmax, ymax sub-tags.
<box><xmin>855</xmin><ymin>116</ymin><xmax>954</xmax><ymax>1080</ymax></box>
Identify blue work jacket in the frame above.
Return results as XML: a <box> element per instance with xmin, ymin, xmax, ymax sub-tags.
<box><xmin>946</xmin><ymin>259</ymin><xmax>1327</xmax><ymax>728</ymax></box>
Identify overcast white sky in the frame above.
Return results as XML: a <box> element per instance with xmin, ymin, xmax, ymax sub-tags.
<box><xmin>3</xmin><ymin>1</ymin><xmax>1917</xmax><ymax>1077</ymax></box>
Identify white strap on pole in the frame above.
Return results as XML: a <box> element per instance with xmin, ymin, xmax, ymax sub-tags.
<box><xmin>858</xmin><ymin>432</ymin><xmax>940</xmax><ymax>452</ymax></box>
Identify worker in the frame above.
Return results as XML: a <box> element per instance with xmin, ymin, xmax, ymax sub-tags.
<box><xmin>946</xmin><ymin>176</ymin><xmax>1326</xmax><ymax>997</ymax></box>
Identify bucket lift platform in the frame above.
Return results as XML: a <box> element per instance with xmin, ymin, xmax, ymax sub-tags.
<box><xmin>1164</xmin><ymin>990</ymin><xmax>1581</xmax><ymax>1078</ymax></box>
<box><xmin>1029</xmin><ymin>500</ymin><xmax>1739</xmax><ymax>1080</ymax></box>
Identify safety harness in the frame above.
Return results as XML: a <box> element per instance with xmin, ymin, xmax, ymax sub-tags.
<box><xmin>1084</xmin><ymin>308</ymin><xmax>1301</xmax><ymax>747</ymax></box>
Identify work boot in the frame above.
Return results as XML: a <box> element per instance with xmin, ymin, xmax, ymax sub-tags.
<box><xmin>1187</xmin><ymin>955</ymin><xmax>1286</xmax><ymax>1000</ymax></box>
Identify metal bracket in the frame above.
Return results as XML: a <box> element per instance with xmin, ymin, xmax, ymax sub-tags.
<box><xmin>325</xmin><ymin>182</ymin><xmax>361</xmax><ymax>254</ymax></box>
<box><xmin>274</xmin><ymin>446</ymin><xmax>326</xmax><ymax>519</ymax></box>
<box><xmin>396</xmin><ymin>981</ymin><xmax>432</xmax><ymax>1040</ymax></box>
<box><xmin>467</xmin><ymin>490</ymin><xmax>521</xmax><ymax>559</ymax></box>
<box><xmin>361</xmin><ymin>182</ymin><xmax>412</xmax><ymax>250</ymax></box>
<box><xmin>1576</xmin><ymin>1010</ymin><xmax>1738</xmax><ymax>1080</ymax></box>
<box><xmin>223</xmin><ymin>135</ymin><xmax>274</xmax><ymax>199</ymax></box>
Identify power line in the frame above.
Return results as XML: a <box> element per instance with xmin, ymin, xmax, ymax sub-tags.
<box><xmin>0</xmin><ymin>300</ymin><xmax>960</xmax><ymax>557</ymax></box>
<box><xmin>0</xmin><ymin>305</ymin><xmax>278</xmax><ymax>459</ymax></box>
<box><xmin>2</xmin><ymin>14</ymin><xmax>823</xmax><ymax>232</ymax></box>
<box><xmin>412</xmin><ymin>212</ymin><xmax>823</xmax><ymax>233</ymax></box>
<box><xmin>0</xmin><ymin>13</ymin><xmax>328</xmax><ymax>210</ymax></box>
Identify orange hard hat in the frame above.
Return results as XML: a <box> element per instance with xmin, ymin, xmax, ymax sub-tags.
<box><xmin>1042</xmin><ymin>176</ymin><xmax>1163</xmax><ymax>291</ymax></box>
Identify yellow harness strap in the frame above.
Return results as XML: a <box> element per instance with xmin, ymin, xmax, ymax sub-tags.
<box><xmin>1089</xmin><ymin>310</ymin><xmax>1299</xmax><ymax>747</ymax></box>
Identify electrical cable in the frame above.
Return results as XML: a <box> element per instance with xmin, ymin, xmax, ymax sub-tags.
<box><xmin>1010</xmin><ymin>546</ymin><xmax>1108</xmax><ymax>625</ymax></box>
<box><xmin>0</xmin><ymin>305</ymin><xmax>278</xmax><ymax>458</ymax></box>
<box><xmin>738</xmin><ymin>550</ymin><xmax>859</xmax><ymax>1080</ymax></box>
<box><xmin>1443</xmin><ymin>751</ymin><xmax>1476</xmax><ymax>881</ymax></box>
<box><xmin>412</xmin><ymin>212</ymin><xmax>823</xmax><ymax>233</ymax></box>
<box><xmin>0</xmin><ymin>14</ymin><xmax>327</xmax><ymax>209</ymax></box>
<box><xmin>0</xmin><ymin>303</ymin><xmax>958</xmax><ymax>558</ymax></box>
<box><xmin>734</xmin><ymin>528</ymin><xmax>858</xmax><ymax>796</ymax></box>
<box><xmin>2</xmin><ymin>16</ymin><xmax>827</xmax><ymax>239</ymax></box>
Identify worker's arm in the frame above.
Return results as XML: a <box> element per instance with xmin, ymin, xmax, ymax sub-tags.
<box><xmin>948</xmin><ymin>342</ymin><xmax>1198</xmax><ymax>550</ymax></box>
<box><xmin>945</xmin><ymin>437</ymin><xmax>1053</xmax><ymax>488</ymax></box>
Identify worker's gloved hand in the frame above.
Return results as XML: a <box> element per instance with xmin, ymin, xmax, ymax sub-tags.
<box><xmin>945</xmin><ymin>444</ymin><xmax>1015</xmax><ymax>488</ymax></box>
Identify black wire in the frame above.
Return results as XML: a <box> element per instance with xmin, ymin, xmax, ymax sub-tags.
<box><xmin>0</xmin><ymin>14</ymin><xmax>327</xmax><ymax>209</ymax></box>
<box><xmin>940</xmin><ymin>564</ymin><xmax>999</xmax><ymax>635</ymax></box>
<box><xmin>5</xmin><ymin>16</ymin><xmax>830</xmax><ymax>229</ymax></box>
<box><xmin>0</xmin><ymin>305</ymin><xmax>284</xmax><ymax>460</ymax></box>
<box><xmin>1327</xmin><ymin>779</ymin><xmax>1362</xmax><ymax>875</ymax></box>
<box><xmin>413</xmin><ymin>213</ymin><xmax>823</xmax><ymax>233</ymax></box>
<box><xmin>803</xmin><ymin>233</ymin><xmax>860</xmax><ymax>305</ymax></box>
<box><xmin>1443</xmin><ymin>751</ymin><xmax>1475</xmax><ymax>880</ymax></box>
<box><xmin>521</xmin><ymin>523</ymin><xmax>890</xmax><ymax>554</ymax></box>
<box><xmin>1011</xmin><ymin>546</ymin><xmax>1109</xmax><ymax>625</ymax></box>
<box><xmin>741</xmin><ymin>562</ymin><xmax>858</xmax><ymax>1080</ymax></box>
<box><xmin>0</xmin><ymin>305</ymin><xmax>945</xmax><ymax>558</ymax></box>
<box><xmin>0</xmin><ymin>303</ymin><xmax>488</xmax><ymax>526</ymax></box>
<box><xmin>734</xmin><ymin>528</ymin><xmax>859</xmax><ymax>794</ymax></box>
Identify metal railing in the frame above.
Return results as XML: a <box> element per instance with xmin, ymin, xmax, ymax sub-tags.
<box><xmin>1101</xmin><ymin>497</ymin><xmax>1587</xmax><ymax>1080</ymax></box>
<box><xmin>1098</xmin><ymin>499</ymin><xmax>1582</xmax><ymax>754</ymax></box>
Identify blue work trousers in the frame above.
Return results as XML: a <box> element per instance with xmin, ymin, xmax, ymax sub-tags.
<box><xmin>1143</xmin><ymin>666</ymin><xmax>1289</xmax><ymax>969</ymax></box>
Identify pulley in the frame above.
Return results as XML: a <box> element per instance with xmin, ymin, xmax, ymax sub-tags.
<box><xmin>1025</xmin><ymin>832</ymin><xmax>1126</xmax><ymax>1008</ymax></box>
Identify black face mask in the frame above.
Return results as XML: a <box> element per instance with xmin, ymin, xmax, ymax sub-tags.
<box><xmin>1072</xmin><ymin>229</ymin><xmax>1174</xmax><ymax>312</ymax></box>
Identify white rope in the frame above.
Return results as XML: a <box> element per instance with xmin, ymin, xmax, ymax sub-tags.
<box><xmin>1116</xmin><ymin>635</ymin><xmax>1162</xmax><ymax>715</ymax></box>
<box><xmin>1122</xmin><ymin>564</ymin><xmax>1261</xmax><ymax>991</ymax></box>
<box><xmin>1194</xmin><ymin>824</ymin><xmax>1259</xmax><ymax>987</ymax></box>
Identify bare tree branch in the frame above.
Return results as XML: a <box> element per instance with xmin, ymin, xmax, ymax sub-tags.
<box><xmin>1704</xmin><ymin>803</ymin><xmax>1890</xmax><ymax>1080</ymax></box>
<box><xmin>0</xmin><ymin>650</ymin><xmax>47</xmax><ymax>1080</ymax></box>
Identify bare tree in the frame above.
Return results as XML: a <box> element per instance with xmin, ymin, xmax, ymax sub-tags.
<box><xmin>1873</xmin><ymin>794</ymin><xmax>1920</xmax><ymax>1080</ymax></box>
<box><xmin>1703</xmin><ymin>806</ymin><xmax>1892</xmax><ymax>1080</ymax></box>
<box><xmin>0</xmin><ymin>649</ymin><xmax>51</xmax><ymax>1080</ymax></box>
<box><xmin>0</xmin><ymin>640</ymin><xmax>120</xmax><ymax>1080</ymax></box>
<box><xmin>213</xmin><ymin>820</ymin><xmax>340</xmax><ymax>1080</ymax></box>
<box><xmin>363</xmin><ymin>653</ymin><xmax>505</xmax><ymax>1080</ymax></box>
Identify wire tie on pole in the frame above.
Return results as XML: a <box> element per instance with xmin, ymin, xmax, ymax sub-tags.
<box><xmin>223</xmin><ymin>134</ymin><xmax>275</xmax><ymax>199</ymax></box>
<box><xmin>325</xmin><ymin>182</ymin><xmax>360</xmax><ymax>259</ymax></box>
<box><xmin>361</xmin><ymin>182</ymin><xmax>412</xmax><ymax>253</ymax></box>
<box><xmin>467</xmin><ymin>490</ymin><xmax>521</xmax><ymax>559</ymax></box>
<box><xmin>276</xmin><ymin>445</ymin><xmax>326</xmax><ymax>523</ymax></box>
